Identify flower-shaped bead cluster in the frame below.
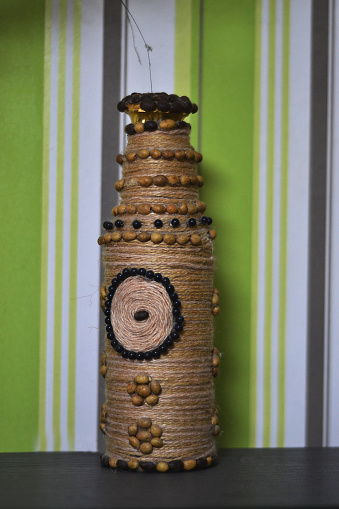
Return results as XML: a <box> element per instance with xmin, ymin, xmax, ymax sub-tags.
<box><xmin>128</xmin><ymin>417</ymin><xmax>163</xmax><ymax>455</ymax></box>
<box><xmin>127</xmin><ymin>374</ymin><xmax>162</xmax><ymax>406</ymax></box>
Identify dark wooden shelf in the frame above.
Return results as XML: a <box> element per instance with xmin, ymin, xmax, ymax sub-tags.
<box><xmin>1</xmin><ymin>448</ymin><xmax>339</xmax><ymax>508</ymax></box>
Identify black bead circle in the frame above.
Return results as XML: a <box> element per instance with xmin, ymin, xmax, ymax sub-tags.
<box><xmin>104</xmin><ymin>267</ymin><xmax>184</xmax><ymax>360</ymax></box>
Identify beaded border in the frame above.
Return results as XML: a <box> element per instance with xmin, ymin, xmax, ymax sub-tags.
<box><xmin>98</xmin><ymin>230</ymin><xmax>217</xmax><ymax>246</ymax></box>
<box><xmin>116</xmin><ymin>149</ymin><xmax>203</xmax><ymax>164</ymax></box>
<box><xmin>112</xmin><ymin>201</ymin><xmax>207</xmax><ymax>216</ymax></box>
<box><xmin>104</xmin><ymin>268</ymin><xmax>184</xmax><ymax>361</ymax></box>
<box><xmin>124</xmin><ymin>119</ymin><xmax>191</xmax><ymax>136</ymax></box>
<box><xmin>100</xmin><ymin>453</ymin><xmax>216</xmax><ymax>472</ymax></box>
<box><xmin>114</xmin><ymin>175</ymin><xmax>204</xmax><ymax>192</ymax></box>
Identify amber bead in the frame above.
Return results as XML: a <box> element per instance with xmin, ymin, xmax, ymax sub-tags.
<box><xmin>153</xmin><ymin>175</ymin><xmax>167</xmax><ymax>187</ymax></box>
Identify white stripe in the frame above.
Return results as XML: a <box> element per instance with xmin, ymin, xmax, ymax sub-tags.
<box><xmin>284</xmin><ymin>0</ymin><xmax>312</xmax><ymax>446</ymax></box>
<box><xmin>45</xmin><ymin>0</ymin><xmax>59</xmax><ymax>451</ymax></box>
<box><xmin>75</xmin><ymin>0</ymin><xmax>103</xmax><ymax>451</ymax></box>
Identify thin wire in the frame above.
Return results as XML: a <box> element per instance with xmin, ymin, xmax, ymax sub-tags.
<box><xmin>120</xmin><ymin>0</ymin><xmax>153</xmax><ymax>93</ymax></box>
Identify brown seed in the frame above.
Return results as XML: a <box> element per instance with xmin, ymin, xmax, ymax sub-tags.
<box><xmin>111</xmin><ymin>232</ymin><xmax>122</xmax><ymax>242</ymax></box>
<box><xmin>134</xmin><ymin>122</ymin><xmax>144</xmax><ymax>133</ymax></box>
<box><xmin>109</xmin><ymin>457</ymin><xmax>117</xmax><ymax>468</ymax></box>
<box><xmin>197</xmin><ymin>175</ymin><xmax>204</xmax><ymax>187</ymax></box>
<box><xmin>212</xmin><ymin>294</ymin><xmax>219</xmax><ymax>305</ymax></box>
<box><xmin>186</xmin><ymin>149</ymin><xmax>195</xmax><ymax>160</ymax></box>
<box><xmin>194</xmin><ymin>152</ymin><xmax>203</xmax><ymax>163</ymax></box>
<box><xmin>212</xmin><ymin>415</ymin><xmax>219</xmax><ymax>426</ymax></box>
<box><xmin>150</xmin><ymin>437</ymin><xmax>163</xmax><ymax>448</ymax></box>
<box><xmin>116</xmin><ymin>154</ymin><xmax>124</xmax><ymax>165</ymax></box>
<box><xmin>114</xmin><ymin>179</ymin><xmax>124</xmax><ymax>191</ymax></box>
<box><xmin>137</xmin><ymin>204</ymin><xmax>151</xmax><ymax>215</ymax></box>
<box><xmin>214</xmin><ymin>288</ymin><xmax>220</xmax><ymax>295</ymax></box>
<box><xmin>97</xmin><ymin>236</ymin><xmax>104</xmax><ymax>246</ymax></box>
<box><xmin>112</xmin><ymin>206</ymin><xmax>118</xmax><ymax>216</ymax></box>
<box><xmin>162</xmin><ymin>150</ymin><xmax>174</xmax><ymax>160</ymax></box>
<box><xmin>125</xmin><ymin>204</ymin><xmax>137</xmax><ymax>214</ymax></box>
<box><xmin>137</xmin><ymin>232</ymin><xmax>151</xmax><ymax>242</ymax></box>
<box><xmin>131</xmin><ymin>394</ymin><xmax>144</xmax><ymax>406</ymax></box>
<box><xmin>139</xmin><ymin>176</ymin><xmax>153</xmax><ymax>187</ymax></box>
<box><xmin>196</xmin><ymin>200</ymin><xmax>206</xmax><ymax>212</ymax></box>
<box><xmin>128</xmin><ymin>423</ymin><xmax>138</xmax><ymax>436</ymax></box>
<box><xmin>212</xmin><ymin>367</ymin><xmax>219</xmax><ymax>377</ymax></box>
<box><xmin>177</xmin><ymin>234</ymin><xmax>189</xmax><ymax>245</ymax></box>
<box><xmin>190</xmin><ymin>234</ymin><xmax>201</xmax><ymax>246</ymax></box>
<box><xmin>156</xmin><ymin>462</ymin><xmax>169</xmax><ymax>472</ymax></box>
<box><xmin>99</xmin><ymin>423</ymin><xmax>106</xmax><ymax>434</ymax></box>
<box><xmin>190</xmin><ymin>176</ymin><xmax>198</xmax><ymax>186</ymax></box>
<box><xmin>180</xmin><ymin>175</ymin><xmax>191</xmax><ymax>186</ymax></box>
<box><xmin>168</xmin><ymin>175</ymin><xmax>180</xmax><ymax>186</ymax></box>
<box><xmin>137</xmin><ymin>430</ymin><xmax>152</xmax><ymax>442</ymax></box>
<box><xmin>184</xmin><ymin>459</ymin><xmax>196</xmax><ymax>471</ymax></box>
<box><xmin>117</xmin><ymin>204</ymin><xmax>126</xmax><ymax>214</ymax></box>
<box><xmin>214</xmin><ymin>407</ymin><xmax>219</xmax><ymax>414</ymax></box>
<box><xmin>123</xmin><ymin>231</ymin><xmax>136</xmax><ymax>242</ymax></box>
<box><xmin>187</xmin><ymin>203</ymin><xmax>197</xmax><ymax>214</ymax></box>
<box><xmin>175</xmin><ymin>149</ymin><xmax>186</xmax><ymax>161</ymax></box>
<box><xmin>152</xmin><ymin>204</ymin><xmax>166</xmax><ymax>214</ymax></box>
<box><xmin>129</xmin><ymin>436</ymin><xmax>140</xmax><ymax>449</ymax></box>
<box><xmin>206</xmin><ymin>456</ymin><xmax>213</xmax><ymax>467</ymax></box>
<box><xmin>150</xmin><ymin>380</ymin><xmax>161</xmax><ymax>395</ymax></box>
<box><xmin>213</xmin><ymin>425</ymin><xmax>221</xmax><ymax>436</ymax></box>
<box><xmin>136</xmin><ymin>384</ymin><xmax>151</xmax><ymax>398</ymax></box>
<box><xmin>135</xmin><ymin>374</ymin><xmax>150</xmax><ymax>384</ymax></box>
<box><xmin>150</xmin><ymin>424</ymin><xmax>162</xmax><ymax>437</ymax></box>
<box><xmin>138</xmin><ymin>417</ymin><xmax>152</xmax><ymax>429</ymax></box>
<box><xmin>99</xmin><ymin>365</ymin><xmax>107</xmax><ymax>377</ymax></box>
<box><xmin>153</xmin><ymin>175</ymin><xmax>167</xmax><ymax>187</ymax></box>
<box><xmin>167</xmin><ymin>204</ymin><xmax>178</xmax><ymax>214</ymax></box>
<box><xmin>103</xmin><ymin>233</ymin><xmax>111</xmax><ymax>243</ymax></box>
<box><xmin>128</xmin><ymin>459</ymin><xmax>139</xmax><ymax>470</ymax></box>
<box><xmin>151</xmin><ymin>232</ymin><xmax>163</xmax><ymax>244</ymax></box>
<box><xmin>163</xmin><ymin>234</ymin><xmax>176</xmax><ymax>245</ymax></box>
<box><xmin>126</xmin><ymin>152</ymin><xmax>137</xmax><ymax>162</ymax></box>
<box><xmin>138</xmin><ymin>149</ymin><xmax>150</xmax><ymax>159</ymax></box>
<box><xmin>127</xmin><ymin>381</ymin><xmax>137</xmax><ymax>395</ymax></box>
<box><xmin>178</xmin><ymin>203</ymin><xmax>188</xmax><ymax>214</ymax></box>
<box><xmin>212</xmin><ymin>353</ymin><xmax>220</xmax><ymax>367</ymax></box>
<box><xmin>140</xmin><ymin>442</ymin><xmax>153</xmax><ymax>454</ymax></box>
<box><xmin>150</xmin><ymin>149</ymin><xmax>161</xmax><ymax>159</ymax></box>
<box><xmin>100</xmin><ymin>285</ymin><xmax>106</xmax><ymax>298</ymax></box>
<box><xmin>145</xmin><ymin>394</ymin><xmax>159</xmax><ymax>406</ymax></box>
<box><xmin>159</xmin><ymin>119</ymin><xmax>175</xmax><ymax>130</ymax></box>
<box><xmin>212</xmin><ymin>306</ymin><xmax>220</xmax><ymax>316</ymax></box>
<box><xmin>209</xmin><ymin>229</ymin><xmax>217</xmax><ymax>239</ymax></box>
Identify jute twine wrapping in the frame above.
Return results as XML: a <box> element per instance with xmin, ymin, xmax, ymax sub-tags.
<box><xmin>102</xmin><ymin>128</ymin><xmax>217</xmax><ymax>463</ymax></box>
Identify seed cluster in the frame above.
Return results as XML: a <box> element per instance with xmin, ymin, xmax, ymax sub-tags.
<box><xmin>114</xmin><ymin>174</ymin><xmax>203</xmax><ymax>192</ymax></box>
<box><xmin>103</xmin><ymin>215</ymin><xmax>212</xmax><ymax>231</ymax></box>
<box><xmin>117</xmin><ymin>92</ymin><xmax>198</xmax><ymax>116</ymax></box>
<box><xmin>127</xmin><ymin>374</ymin><xmax>162</xmax><ymax>407</ymax></box>
<box><xmin>98</xmin><ymin>230</ymin><xmax>217</xmax><ymax>246</ymax></box>
<box><xmin>111</xmin><ymin>200</ymin><xmax>207</xmax><ymax>216</ymax></box>
<box><xmin>116</xmin><ymin>148</ymin><xmax>203</xmax><ymax>165</ymax></box>
<box><xmin>100</xmin><ymin>453</ymin><xmax>216</xmax><ymax>472</ymax></box>
<box><xmin>128</xmin><ymin>417</ymin><xmax>163</xmax><ymax>455</ymax></box>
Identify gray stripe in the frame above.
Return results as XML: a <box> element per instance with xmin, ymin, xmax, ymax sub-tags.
<box><xmin>306</xmin><ymin>0</ymin><xmax>329</xmax><ymax>447</ymax></box>
<box><xmin>98</xmin><ymin>0</ymin><xmax>122</xmax><ymax>452</ymax></box>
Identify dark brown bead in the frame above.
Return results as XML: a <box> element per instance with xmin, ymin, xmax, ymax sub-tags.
<box><xmin>100</xmin><ymin>454</ymin><xmax>110</xmax><ymax>468</ymax></box>
<box><xmin>116</xmin><ymin>459</ymin><xmax>129</xmax><ymax>471</ymax></box>
<box><xmin>196</xmin><ymin>457</ymin><xmax>208</xmax><ymax>469</ymax></box>
<box><xmin>139</xmin><ymin>461</ymin><xmax>156</xmax><ymax>472</ymax></box>
<box><xmin>168</xmin><ymin>460</ymin><xmax>184</xmax><ymax>472</ymax></box>
<box><xmin>140</xmin><ymin>98</ymin><xmax>156</xmax><ymax>111</ymax></box>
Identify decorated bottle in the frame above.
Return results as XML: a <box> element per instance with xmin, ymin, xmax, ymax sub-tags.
<box><xmin>98</xmin><ymin>92</ymin><xmax>220</xmax><ymax>472</ymax></box>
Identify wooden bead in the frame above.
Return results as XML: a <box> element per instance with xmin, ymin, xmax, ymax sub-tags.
<box><xmin>117</xmin><ymin>204</ymin><xmax>126</xmax><ymax>214</ymax></box>
<box><xmin>151</xmin><ymin>232</ymin><xmax>163</xmax><ymax>244</ymax></box>
<box><xmin>137</xmin><ymin>149</ymin><xmax>150</xmax><ymax>159</ymax></box>
<box><xmin>175</xmin><ymin>149</ymin><xmax>186</xmax><ymax>161</ymax></box>
<box><xmin>135</xmin><ymin>374</ymin><xmax>149</xmax><ymax>384</ymax></box>
<box><xmin>187</xmin><ymin>203</ymin><xmax>197</xmax><ymax>214</ymax></box>
<box><xmin>211</xmin><ymin>415</ymin><xmax>219</xmax><ymax>426</ymax></box>
<box><xmin>111</xmin><ymin>232</ymin><xmax>122</xmax><ymax>242</ymax></box>
<box><xmin>194</xmin><ymin>151</ymin><xmax>203</xmax><ymax>163</ymax></box>
<box><xmin>126</xmin><ymin>380</ymin><xmax>137</xmax><ymax>394</ymax></box>
<box><xmin>103</xmin><ymin>233</ymin><xmax>112</xmax><ymax>243</ymax></box>
<box><xmin>125</xmin><ymin>204</ymin><xmax>137</xmax><ymax>214</ymax></box>
<box><xmin>162</xmin><ymin>150</ymin><xmax>174</xmax><ymax>160</ymax></box>
<box><xmin>138</xmin><ymin>417</ymin><xmax>152</xmax><ymax>429</ymax></box>
<box><xmin>114</xmin><ymin>179</ymin><xmax>124</xmax><ymax>191</ymax></box>
<box><xmin>153</xmin><ymin>175</ymin><xmax>167</xmax><ymax>187</ymax></box>
<box><xmin>206</xmin><ymin>456</ymin><xmax>213</xmax><ymax>467</ymax></box>
<box><xmin>177</xmin><ymin>234</ymin><xmax>189</xmax><ymax>245</ymax></box>
<box><xmin>97</xmin><ymin>236</ymin><xmax>104</xmax><ymax>245</ymax></box>
<box><xmin>116</xmin><ymin>154</ymin><xmax>123</xmax><ymax>164</ymax></box>
<box><xmin>99</xmin><ymin>365</ymin><xmax>107</xmax><ymax>377</ymax></box>
<box><xmin>128</xmin><ymin>459</ymin><xmax>139</xmax><ymax>470</ymax></box>
<box><xmin>183</xmin><ymin>459</ymin><xmax>197</xmax><ymax>470</ymax></box>
<box><xmin>139</xmin><ymin>176</ymin><xmax>153</xmax><ymax>187</ymax></box>
<box><xmin>178</xmin><ymin>203</ymin><xmax>188</xmax><ymax>214</ymax></box>
<box><xmin>109</xmin><ymin>457</ymin><xmax>117</xmax><ymax>468</ymax></box>
<box><xmin>197</xmin><ymin>175</ymin><xmax>204</xmax><ymax>187</ymax></box>
<box><xmin>112</xmin><ymin>206</ymin><xmax>118</xmax><ymax>216</ymax></box>
<box><xmin>136</xmin><ymin>430</ymin><xmax>152</xmax><ymax>442</ymax></box>
<box><xmin>163</xmin><ymin>234</ymin><xmax>176</xmax><ymax>245</ymax></box>
<box><xmin>190</xmin><ymin>234</ymin><xmax>201</xmax><ymax>246</ymax></box>
<box><xmin>190</xmin><ymin>175</ymin><xmax>198</xmax><ymax>186</ymax></box>
<box><xmin>150</xmin><ymin>149</ymin><xmax>161</xmax><ymax>159</ymax></box>
<box><xmin>123</xmin><ymin>231</ymin><xmax>136</xmax><ymax>241</ymax></box>
<box><xmin>129</xmin><ymin>436</ymin><xmax>140</xmax><ymax>449</ymax></box>
<box><xmin>137</xmin><ymin>204</ymin><xmax>151</xmax><ymax>215</ymax></box>
<box><xmin>100</xmin><ymin>285</ymin><xmax>107</xmax><ymax>298</ymax></box>
<box><xmin>159</xmin><ymin>119</ymin><xmax>175</xmax><ymax>130</ymax></box>
<box><xmin>126</xmin><ymin>152</ymin><xmax>137</xmax><ymax>162</ymax></box>
<box><xmin>212</xmin><ymin>306</ymin><xmax>220</xmax><ymax>316</ymax></box>
<box><xmin>136</xmin><ymin>384</ymin><xmax>151</xmax><ymax>398</ymax></box>
<box><xmin>128</xmin><ymin>423</ymin><xmax>138</xmax><ymax>436</ymax></box>
<box><xmin>167</xmin><ymin>204</ymin><xmax>178</xmax><ymax>214</ymax></box>
<box><xmin>152</xmin><ymin>204</ymin><xmax>166</xmax><ymax>213</ymax></box>
<box><xmin>131</xmin><ymin>394</ymin><xmax>144</xmax><ymax>406</ymax></box>
<box><xmin>209</xmin><ymin>229</ymin><xmax>217</xmax><ymax>239</ymax></box>
<box><xmin>213</xmin><ymin>425</ymin><xmax>221</xmax><ymax>436</ymax></box>
<box><xmin>140</xmin><ymin>442</ymin><xmax>153</xmax><ymax>454</ymax></box>
<box><xmin>156</xmin><ymin>462</ymin><xmax>169</xmax><ymax>472</ymax></box>
<box><xmin>212</xmin><ymin>367</ymin><xmax>219</xmax><ymax>377</ymax></box>
<box><xmin>180</xmin><ymin>175</ymin><xmax>191</xmax><ymax>186</ymax></box>
<box><xmin>168</xmin><ymin>175</ymin><xmax>180</xmax><ymax>186</ymax></box>
<box><xmin>137</xmin><ymin>232</ymin><xmax>151</xmax><ymax>242</ymax></box>
<box><xmin>145</xmin><ymin>394</ymin><xmax>159</xmax><ymax>406</ymax></box>
<box><xmin>150</xmin><ymin>424</ymin><xmax>162</xmax><ymax>437</ymax></box>
<box><xmin>214</xmin><ymin>288</ymin><xmax>220</xmax><ymax>295</ymax></box>
<box><xmin>196</xmin><ymin>200</ymin><xmax>206</xmax><ymax>212</ymax></box>
<box><xmin>150</xmin><ymin>437</ymin><xmax>163</xmax><ymax>448</ymax></box>
<box><xmin>150</xmin><ymin>380</ymin><xmax>161</xmax><ymax>395</ymax></box>
<box><xmin>186</xmin><ymin>149</ymin><xmax>195</xmax><ymax>160</ymax></box>
<box><xmin>139</xmin><ymin>461</ymin><xmax>156</xmax><ymax>471</ymax></box>
<box><xmin>99</xmin><ymin>423</ymin><xmax>106</xmax><ymax>434</ymax></box>
<box><xmin>212</xmin><ymin>353</ymin><xmax>220</xmax><ymax>367</ymax></box>
<box><xmin>134</xmin><ymin>122</ymin><xmax>144</xmax><ymax>133</ymax></box>
<box><xmin>212</xmin><ymin>294</ymin><xmax>219</xmax><ymax>305</ymax></box>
